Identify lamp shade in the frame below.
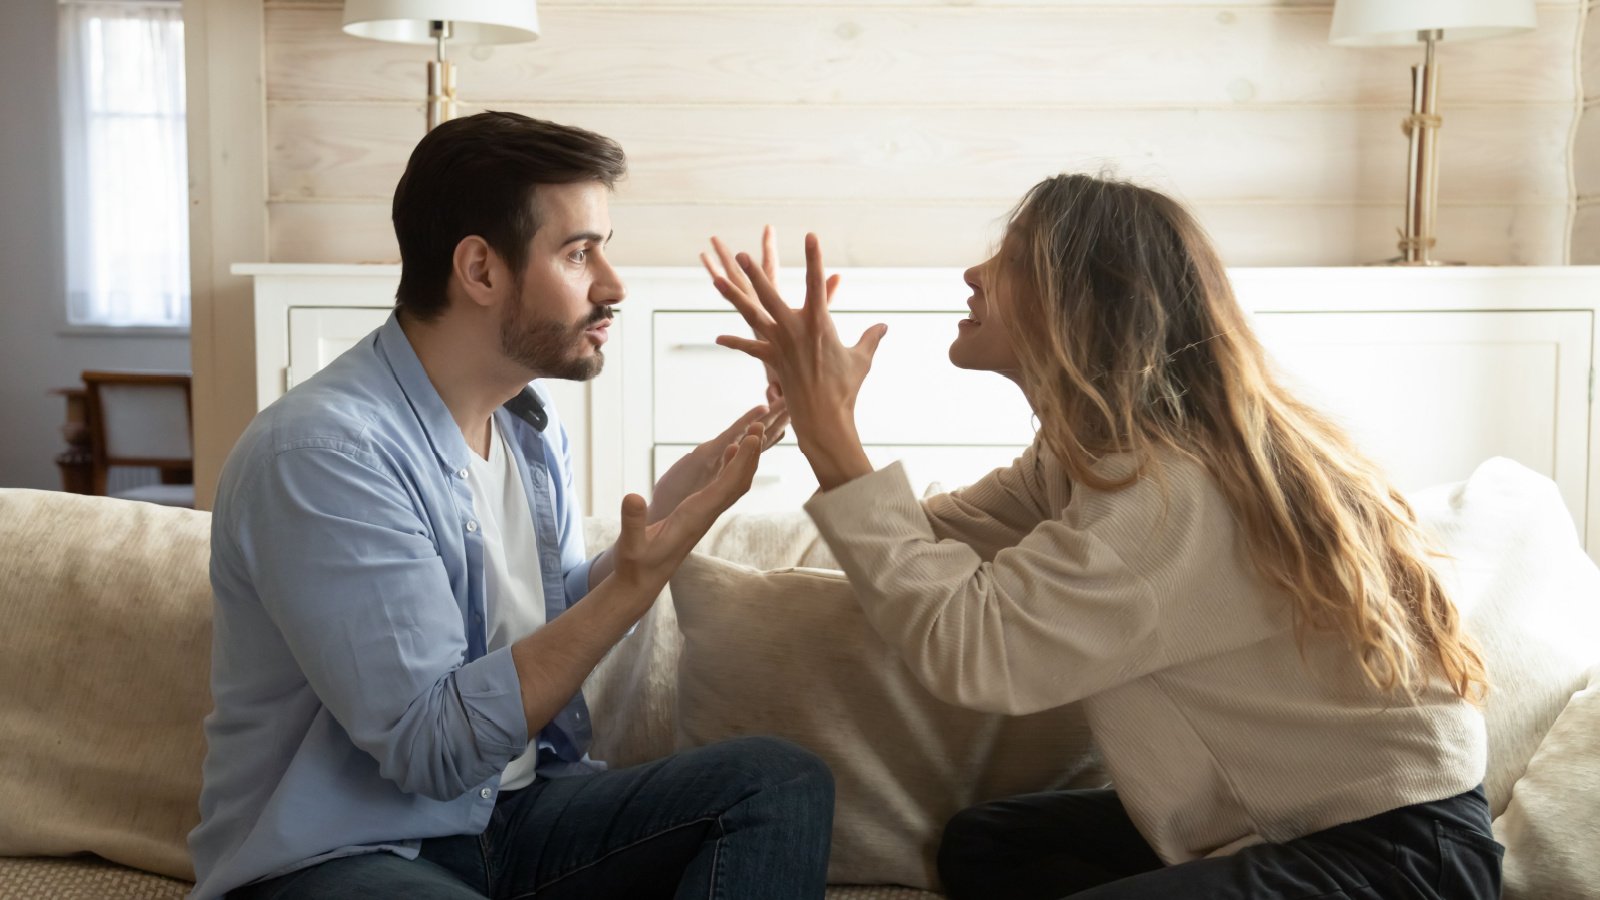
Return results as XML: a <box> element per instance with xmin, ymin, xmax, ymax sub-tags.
<box><xmin>1330</xmin><ymin>0</ymin><xmax>1535</xmax><ymax>47</ymax></box>
<box><xmin>343</xmin><ymin>0</ymin><xmax>539</xmax><ymax>45</ymax></box>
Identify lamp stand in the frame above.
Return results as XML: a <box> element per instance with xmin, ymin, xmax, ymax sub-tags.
<box><xmin>1391</xmin><ymin>29</ymin><xmax>1461</xmax><ymax>266</ymax></box>
<box><xmin>425</xmin><ymin>20</ymin><xmax>457</xmax><ymax>132</ymax></box>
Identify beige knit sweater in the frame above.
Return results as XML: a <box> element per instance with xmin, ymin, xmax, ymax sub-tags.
<box><xmin>803</xmin><ymin>438</ymin><xmax>1486</xmax><ymax>864</ymax></box>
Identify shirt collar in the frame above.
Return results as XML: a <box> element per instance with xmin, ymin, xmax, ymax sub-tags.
<box><xmin>375</xmin><ymin>312</ymin><xmax>548</xmax><ymax>474</ymax></box>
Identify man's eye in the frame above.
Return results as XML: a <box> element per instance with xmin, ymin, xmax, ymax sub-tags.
<box><xmin>569</xmin><ymin>249</ymin><xmax>587</xmax><ymax>263</ymax></box>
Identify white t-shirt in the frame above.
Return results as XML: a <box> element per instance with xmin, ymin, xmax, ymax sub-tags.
<box><xmin>466</xmin><ymin>417</ymin><xmax>546</xmax><ymax>790</ymax></box>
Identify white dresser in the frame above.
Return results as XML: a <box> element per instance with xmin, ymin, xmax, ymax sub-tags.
<box><xmin>237</xmin><ymin>264</ymin><xmax>1600</xmax><ymax>558</ymax></box>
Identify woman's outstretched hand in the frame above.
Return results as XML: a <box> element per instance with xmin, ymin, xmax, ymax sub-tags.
<box><xmin>702</xmin><ymin>231</ymin><xmax>884</xmax><ymax>491</ymax></box>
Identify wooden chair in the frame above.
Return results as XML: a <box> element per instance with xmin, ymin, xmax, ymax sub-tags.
<box><xmin>81</xmin><ymin>370</ymin><xmax>195</xmax><ymax>508</ymax></box>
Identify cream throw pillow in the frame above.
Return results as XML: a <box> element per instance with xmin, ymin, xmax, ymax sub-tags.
<box><xmin>1408</xmin><ymin>458</ymin><xmax>1600</xmax><ymax>816</ymax></box>
<box><xmin>671</xmin><ymin>554</ymin><xmax>1102</xmax><ymax>889</ymax></box>
<box><xmin>0</xmin><ymin>489</ymin><xmax>212</xmax><ymax>881</ymax></box>
<box><xmin>1494</xmin><ymin>666</ymin><xmax>1600</xmax><ymax>900</ymax></box>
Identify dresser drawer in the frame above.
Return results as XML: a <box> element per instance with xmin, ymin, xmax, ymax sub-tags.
<box><xmin>654</xmin><ymin>443</ymin><xmax>1029</xmax><ymax>515</ymax></box>
<box><xmin>652</xmin><ymin>312</ymin><xmax>1036</xmax><ymax>446</ymax></box>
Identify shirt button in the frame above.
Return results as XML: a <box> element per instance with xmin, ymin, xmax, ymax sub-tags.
<box><xmin>466</xmin><ymin>520</ymin><xmax>478</xmax><ymax>533</ymax></box>
<box><xmin>456</xmin><ymin>468</ymin><xmax>468</xmax><ymax>479</ymax></box>
<box><xmin>480</xmin><ymin>788</ymin><xmax>493</xmax><ymax>800</ymax></box>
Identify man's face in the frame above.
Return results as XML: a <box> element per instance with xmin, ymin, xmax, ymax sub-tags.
<box><xmin>499</xmin><ymin>181</ymin><xmax>626</xmax><ymax>381</ymax></box>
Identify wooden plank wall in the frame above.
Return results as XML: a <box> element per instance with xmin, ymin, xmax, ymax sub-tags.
<box><xmin>1577</xmin><ymin>1</ymin><xmax>1597</xmax><ymax>264</ymax></box>
<box><xmin>264</xmin><ymin>0</ymin><xmax>1586</xmax><ymax>268</ymax></box>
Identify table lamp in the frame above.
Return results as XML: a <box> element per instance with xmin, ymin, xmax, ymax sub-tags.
<box><xmin>342</xmin><ymin>0</ymin><xmax>540</xmax><ymax>132</ymax></box>
<box><xmin>1330</xmin><ymin>0</ymin><xmax>1536</xmax><ymax>265</ymax></box>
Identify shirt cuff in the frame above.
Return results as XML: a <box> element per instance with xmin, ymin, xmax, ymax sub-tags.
<box><xmin>454</xmin><ymin>645</ymin><xmax>530</xmax><ymax>757</ymax></box>
<box><xmin>564</xmin><ymin>555</ymin><xmax>596</xmax><ymax>605</ymax></box>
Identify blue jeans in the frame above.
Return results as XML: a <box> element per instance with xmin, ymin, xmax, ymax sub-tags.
<box><xmin>938</xmin><ymin>786</ymin><xmax>1502</xmax><ymax>899</ymax></box>
<box><xmin>230</xmin><ymin>736</ymin><xmax>835</xmax><ymax>900</ymax></box>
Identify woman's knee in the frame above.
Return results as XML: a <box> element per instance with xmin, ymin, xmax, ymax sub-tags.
<box><xmin>938</xmin><ymin>802</ymin><xmax>1012</xmax><ymax>897</ymax></box>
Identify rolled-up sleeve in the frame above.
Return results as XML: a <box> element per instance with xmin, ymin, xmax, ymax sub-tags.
<box><xmin>233</xmin><ymin>440</ymin><xmax>529</xmax><ymax>801</ymax></box>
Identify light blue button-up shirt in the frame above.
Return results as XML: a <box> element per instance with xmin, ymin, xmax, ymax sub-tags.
<box><xmin>189</xmin><ymin>314</ymin><xmax>599</xmax><ymax>900</ymax></box>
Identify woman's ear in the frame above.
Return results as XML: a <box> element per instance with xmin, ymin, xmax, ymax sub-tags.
<box><xmin>451</xmin><ymin>235</ymin><xmax>500</xmax><ymax>311</ymax></box>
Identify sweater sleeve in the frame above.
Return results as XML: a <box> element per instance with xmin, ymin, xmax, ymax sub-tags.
<box><xmin>919</xmin><ymin>438</ymin><xmax>1053</xmax><ymax>562</ymax></box>
<box><xmin>805</xmin><ymin>461</ymin><xmax>1165</xmax><ymax>715</ymax></box>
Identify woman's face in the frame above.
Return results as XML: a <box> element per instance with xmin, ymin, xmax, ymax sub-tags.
<box><xmin>948</xmin><ymin>232</ymin><xmax>1025</xmax><ymax>378</ymax></box>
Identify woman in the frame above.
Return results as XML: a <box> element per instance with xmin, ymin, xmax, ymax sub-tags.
<box><xmin>700</xmin><ymin>174</ymin><xmax>1501</xmax><ymax>899</ymax></box>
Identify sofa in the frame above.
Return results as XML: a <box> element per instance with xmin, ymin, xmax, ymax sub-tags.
<box><xmin>1</xmin><ymin>457</ymin><xmax>1598</xmax><ymax>899</ymax></box>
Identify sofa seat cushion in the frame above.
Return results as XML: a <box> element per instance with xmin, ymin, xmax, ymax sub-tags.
<box><xmin>0</xmin><ymin>856</ymin><xmax>189</xmax><ymax>900</ymax></box>
<box><xmin>0</xmin><ymin>490</ymin><xmax>213</xmax><ymax>881</ymax></box>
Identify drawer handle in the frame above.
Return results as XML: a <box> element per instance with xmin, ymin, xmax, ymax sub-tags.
<box><xmin>752</xmin><ymin>474</ymin><xmax>784</xmax><ymax>485</ymax></box>
<box><xmin>667</xmin><ymin>342</ymin><xmax>728</xmax><ymax>352</ymax></box>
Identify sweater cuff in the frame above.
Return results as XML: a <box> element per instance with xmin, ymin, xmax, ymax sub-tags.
<box><xmin>804</xmin><ymin>461</ymin><xmax>936</xmax><ymax>552</ymax></box>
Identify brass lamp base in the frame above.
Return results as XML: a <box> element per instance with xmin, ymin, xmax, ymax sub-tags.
<box><xmin>1372</xmin><ymin>29</ymin><xmax>1461</xmax><ymax>267</ymax></box>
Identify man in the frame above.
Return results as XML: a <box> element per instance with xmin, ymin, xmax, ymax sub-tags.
<box><xmin>188</xmin><ymin>112</ymin><xmax>835</xmax><ymax>900</ymax></box>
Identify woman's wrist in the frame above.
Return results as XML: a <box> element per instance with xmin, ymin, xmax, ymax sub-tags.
<box><xmin>796</xmin><ymin>410</ymin><xmax>873</xmax><ymax>490</ymax></box>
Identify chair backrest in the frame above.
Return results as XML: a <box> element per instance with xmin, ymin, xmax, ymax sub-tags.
<box><xmin>81</xmin><ymin>370</ymin><xmax>193</xmax><ymax>495</ymax></box>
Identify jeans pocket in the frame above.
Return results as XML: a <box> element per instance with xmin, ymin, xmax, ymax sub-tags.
<box><xmin>1434</xmin><ymin>820</ymin><xmax>1505</xmax><ymax>900</ymax></box>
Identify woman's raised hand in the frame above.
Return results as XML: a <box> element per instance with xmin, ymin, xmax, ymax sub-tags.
<box><xmin>702</xmin><ymin>231</ymin><xmax>884</xmax><ymax>490</ymax></box>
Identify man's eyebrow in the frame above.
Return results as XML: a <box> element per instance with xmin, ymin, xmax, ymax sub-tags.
<box><xmin>561</xmin><ymin>230</ymin><xmax>613</xmax><ymax>246</ymax></box>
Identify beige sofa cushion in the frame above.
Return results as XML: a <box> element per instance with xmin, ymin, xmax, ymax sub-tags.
<box><xmin>1408</xmin><ymin>459</ymin><xmax>1600</xmax><ymax>816</ymax></box>
<box><xmin>1495</xmin><ymin>666</ymin><xmax>1600</xmax><ymax>900</ymax></box>
<box><xmin>0</xmin><ymin>490</ymin><xmax>212</xmax><ymax>881</ymax></box>
<box><xmin>671</xmin><ymin>554</ymin><xmax>1102</xmax><ymax>890</ymax></box>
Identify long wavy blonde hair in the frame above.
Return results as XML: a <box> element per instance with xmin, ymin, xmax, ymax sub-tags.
<box><xmin>1000</xmin><ymin>173</ymin><xmax>1485</xmax><ymax>700</ymax></box>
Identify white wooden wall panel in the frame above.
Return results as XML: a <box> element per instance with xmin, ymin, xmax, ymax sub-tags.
<box><xmin>269</xmin><ymin>199</ymin><xmax>1572</xmax><ymax>269</ymax></box>
<box><xmin>267</xmin><ymin>102</ymin><xmax>1572</xmax><ymax>205</ymax></box>
<box><xmin>263</xmin><ymin>5</ymin><xmax>1579</xmax><ymax>107</ymax></box>
<box><xmin>259</xmin><ymin>1</ymin><xmax>1586</xmax><ymax>269</ymax></box>
<box><xmin>1577</xmin><ymin>203</ymin><xmax>1600</xmax><ymax>264</ymax></box>
<box><xmin>1579</xmin><ymin>3</ymin><xmax>1598</xmax><ymax>263</ymax></box>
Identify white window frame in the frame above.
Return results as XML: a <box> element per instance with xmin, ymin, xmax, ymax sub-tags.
<box><xmin>58</xmin><ymin>0</ymin><xmax>191</xmax><ymax>334</ymax></box>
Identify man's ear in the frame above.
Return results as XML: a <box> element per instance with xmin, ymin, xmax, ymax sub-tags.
<box><xmin>451</xmin><ymin>236</ymin><xmax>501</xmax><ymax>311</ymax></box>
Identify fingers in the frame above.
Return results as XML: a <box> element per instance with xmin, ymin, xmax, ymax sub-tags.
<box><xmin>714</xmin><ymin>334</ymin><xmax>775</xmax><ymax>362</ymax></box>
<box><xmin>825</xmin><ymin>273</ymin><xmax>841</xmax><ymax>307</ymax></box>
<box><xmin>736</xmin><ymin>253</ymin><xmax>798</xmax><ymax>325</ymax></box>
<box><xmin>617</xmin><ymin>492</ymin><xmax>648</xmax><ymax>559</ymax></box>
<box><xmin>803</xmin><ymin>233</ymin><xmax>828</xmax><ymax>322</ymax></box>
<box><xmin>713</xmin><ymin>432</ymin><xmax>763</xmax><ymax>501</ymax></box>
<box><xmin>711</xmin><ymin>236</ymin><xmax>752</xmax><ymax>295</ymax></box>
<box><xmin>718</xmin><ymin>404</ymin><xmax>771</xmax><ymax>444</ymax></box>
<box><xmin>854</xmin><ymin>322</ymin><xmax>890</xmax><ymax>361</ymax></box>
<box><xmin>759</xmin><ymin>408</ymin><xmax>791</xmax><ymax>448</ymax></box>
<box><xmin>761</xmin><ymin>224</ymin><xmax>779</xmax><ymax>282</ymax></box>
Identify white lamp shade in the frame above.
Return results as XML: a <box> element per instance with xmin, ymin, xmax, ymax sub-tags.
<box><xmin>1330</xmin><ymin>0</ymin><xmax>1535</xmax><ymax>47</ymax></box>
<box><xmin>343</xmin><ymin>0</ymin><xmax>539</xmax><ymax>45</ymax></box>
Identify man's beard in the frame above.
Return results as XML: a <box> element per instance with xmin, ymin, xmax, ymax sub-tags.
<box><xmin>500</xmin><ymin>294</ymin><xmax>611</xmax><ymax>382</ymax></box>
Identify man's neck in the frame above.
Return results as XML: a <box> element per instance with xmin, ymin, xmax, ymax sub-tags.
<box><xmin>399</xmin><ymin>311</ymin><xmax>529</xmax><ymax>460</ymax></box>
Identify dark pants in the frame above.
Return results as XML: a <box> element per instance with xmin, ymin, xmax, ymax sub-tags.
<box><xmin>938</xmin><ymin>786</ymin><xmax>1503</xmax><ymax>900</ymax></box>
<box><xmin>231</xmin><ymin>736</ymin><xmax>835</xmax><ymax>900</ymax></box>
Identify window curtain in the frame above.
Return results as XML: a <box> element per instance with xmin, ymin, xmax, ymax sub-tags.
<box><xmin>59</xmin><ymin>0</ymin><xmax>190</xmax><ymax>327</ymax></box>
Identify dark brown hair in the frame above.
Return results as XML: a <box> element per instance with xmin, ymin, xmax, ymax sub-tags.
<box><xmin>391</xmin><ymin>111</ymin><xmax>627</xmax><ymax>320</ymax></box>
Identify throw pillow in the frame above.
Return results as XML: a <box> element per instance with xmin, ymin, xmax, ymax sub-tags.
<box><xmin>1494</xmin><ymin>666</ymin><xmax>1600</xmax><ymax>900</ymax></box>
<box><xmin>1409</xmin><ymin>458</ymin><xmax>1600</xmax><ymax>816</ymax></box>
<box><xmin>0</xmin><ymin>489</ymin><xmax>213</xmax><ymax>881</ymax></box>
<box><xmin>671</xmin><ymin>554</ymin><xmax>1102</xmax><ymax>889</ymax></box>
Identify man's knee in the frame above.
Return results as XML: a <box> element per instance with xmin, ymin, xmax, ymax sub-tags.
<box><xmin>705</xmin><ymin>735</ymin><xmax>834</xmax><ymax>800</ymax></box>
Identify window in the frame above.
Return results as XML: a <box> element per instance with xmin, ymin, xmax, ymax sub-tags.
<box><xmin>59</xmin><ymin>0</ymin><xmax>189</xmax><ymax>329</ymax></box>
